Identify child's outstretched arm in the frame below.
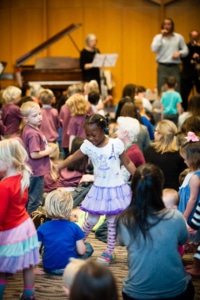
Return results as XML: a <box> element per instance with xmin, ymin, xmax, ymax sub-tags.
<box><xmin>58</xmin><ymin>149</ymin><xmax>86</xmax><ymax>171</ymax></box>
<box><xmin>184</xmin><ymin>174</ymin><xmax>200</xmax><ymax>221</ymax></box>
<box><xmin>119</xmin><ymin>151</ymin><xmax>136</xmax><ymax>176</ymax></box>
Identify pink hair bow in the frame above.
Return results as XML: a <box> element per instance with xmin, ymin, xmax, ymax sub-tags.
<box><xmin>185</xmin><ymin>131</ymin><xmax>199</xmax><ymax>142</ymax></box>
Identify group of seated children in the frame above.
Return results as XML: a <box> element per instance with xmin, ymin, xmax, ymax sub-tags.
<box><xmin>0</xmin><ymin>78</ymin><xmax>200</xmax><ymax>300</ymax></box>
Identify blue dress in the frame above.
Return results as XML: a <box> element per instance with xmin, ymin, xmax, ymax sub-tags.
<box><xmin>178</xmin><ymin>170</ymin><xmax>200</xmax><ymax>224</ymax></box>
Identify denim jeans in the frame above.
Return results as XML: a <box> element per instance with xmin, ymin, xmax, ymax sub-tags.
<box><xmin>27</xmin><ymin>176</ymin><xmax>44</xmax><ymax>215</ymax></box>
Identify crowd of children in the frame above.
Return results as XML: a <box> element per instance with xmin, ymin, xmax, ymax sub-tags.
<box><xmin>0</xmin><ymin>79</ymin><xmax>200</xmax><ymax>299</ymax></box>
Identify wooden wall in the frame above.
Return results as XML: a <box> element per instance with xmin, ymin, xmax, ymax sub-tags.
<box><xmin>1</xmin><ymin>0</ymin><xmax>200</xmax><ymax>104</ymax></box>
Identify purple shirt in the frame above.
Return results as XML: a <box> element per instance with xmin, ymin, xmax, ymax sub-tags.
<box><xmin>59</xmin><ymin>104</ymin><xmax>93</xmax><ymax>148</ymax></box>
<box><xmin>67</xmin><ymin>115</ymin><xmax>87</xmax><ymax>138</ymax></box>
<box><xmin>2</xmin><ymin>104</ymin><xmax>22</xmax><ymax>134</ymax></box>
<box><xmin>44</xmin><ymin>172</ymin><xmax>59</xmax><ymax>193</ymax></box>
<box><xmin>59</xmin><ymin>104</ymin><xmax>71</xmax><ymax>148</ymax></box>
<box><xmin>0</xmin><ymin>121</ymin><xmax>5</xmax><ymax>138</ymax></box>
<box><xmin>58</xmin><ymin>168</ymin><xmax>83</xmax><ymax>188</ymax></box>
<box><xmin>21</xmin><ymin>124</ymin><xmax>50</xmax><ymax>177</ymax></box>
<box><xmin>40</xmin><ymin>106</ymin><xmax>60</xmax><ymax>142</ymax></box>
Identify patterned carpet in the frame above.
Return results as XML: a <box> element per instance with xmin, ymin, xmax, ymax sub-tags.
<box><xmin>2</xmin><ymin>233</ymin><xmax>200</xmax><ymax>300</ymax></box>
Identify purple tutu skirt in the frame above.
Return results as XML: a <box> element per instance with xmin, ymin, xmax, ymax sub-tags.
<box><xmin>0</xmin><ymin>217</ymin><xmax>40</xmax><ymax>273</ymax></box>
<box><xmin>80</xmin><ymin>183</ymin><xmax>131</xmax><ymax>215</ymax></box>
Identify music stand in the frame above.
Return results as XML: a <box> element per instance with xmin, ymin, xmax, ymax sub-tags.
<box><xmin>91</xmin><ymin>53</ymin><xmax>118</xmax><ymax>68</ymax></box>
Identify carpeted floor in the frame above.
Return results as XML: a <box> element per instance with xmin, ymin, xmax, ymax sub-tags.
<box><xmin>2</xmin><ymin>233</ymin><xmax>200</xmax><ymax>300</ymax></box>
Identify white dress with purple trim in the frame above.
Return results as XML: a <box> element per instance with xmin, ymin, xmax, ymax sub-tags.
<box><xmin>80</xmin><ymin>138</ymin><xmax>131</xmax><ymax>215</ymax></box>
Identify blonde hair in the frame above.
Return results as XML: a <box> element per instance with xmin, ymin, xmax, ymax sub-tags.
<box><xmin>66</xmin><ymin>94</ymin><xmax>89</xmax><ymax>116</ymax></box>
<box><xmin>38</xmin><ymin>89</ymin><xmax>54</xmax><ymax>105</ymax></box>
<box><xmin>162</xmin><ymin>188</ymin><xmax>180</xmax><ymax>208</ymax></box>
<box><xmin>152</xmin><ymin>120</ymin><xmax>178</xmax><ymax>153</ymax></box>
<box><xmin>67</xmin><ymin>83</ymin><xmax>84</xmax><ymax>97</ymax></box>
<box><xmin>3</xmin><ymin>86</ymin><xmax>21</xmax><ymax>104</ymax></box>
<box><xmin>63</xmin><ymin>258</ymin><xmax>87</xmax><ymax>289</ymax></box>
<box><xmin>87</xmin><ymin>80</ymin><xmax>99</xmax><ymax>93</ymax></box>
<box><xmin>134</xmin><ymin>97</ymin><xmax>143</xmax><ymax>111</ymax></box>
<box><xmin>48</xmin><ymin>142</ymin><xmax>59</xmax><ymax>181</ymax></box>
<box><xmin>117</xmin><ymin>116</ymin><xmax>140</xmax><ymax>141</ymax></box>
<box><xmin>29</xmin><ymin>83</ymin><xmax>44</xmax><ymax>98</ymax></box>
<box><xmin>45</xmin><ymin>189</ymin><xmax>73</xmax><ymax>219</ymax></box>
<box><xmin>20</xmin><ymin>101</ymin><xmax>41</xmax><ymax>131</ymax></box>
<box><xmin>0</xmin><ymin>138</ymin><xmax>31</xmax><ymax>193</ymax></box>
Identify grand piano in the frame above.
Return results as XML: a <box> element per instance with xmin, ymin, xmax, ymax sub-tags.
<box><xmin>15</xmin><ymin>23</ymin><xmax>82</xmax><ymax>94</ymax></box>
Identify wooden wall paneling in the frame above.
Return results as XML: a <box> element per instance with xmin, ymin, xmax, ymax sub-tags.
<box><xmin>47</xmin><ymin>8</ymin><xmax>83</xmax><ymax>57</ymax></box>
<box><xmin>97</xmin><ymin>8</ymin><xmax>122</xmax><ymax>103</ymax></box>
<box><xmin>0</xmin><ymin>0</ymin><xmax>12</xmax><ymax>72</ymax></box>
<box><xmin>122</xmin><ymin>1</ymin><xmax>160</xmax><ymax>93</ymax></box>
<box><xmin>48</xmin><ymin>0</ymin><xmax>83</xmax><ymax>8</ymax></box>
<box><xmin>10</xmin><ymin>0</ymin><xmax>46</xmax><ymax>66</ymax></box>
<box><xmin>165</xmin><ymin>0</ymin><xmax>200</xmax><ymax>41</ymax></box>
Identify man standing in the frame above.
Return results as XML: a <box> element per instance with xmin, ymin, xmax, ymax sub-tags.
<box><xmin>151</xmin><ymin>18</ymin><xmax>188</xmax><ymax>95</ymax></box>
<box><xmin>180</xmin><ymin>30</ymin><xmax>200</xmax><ymax>111</ymax></box>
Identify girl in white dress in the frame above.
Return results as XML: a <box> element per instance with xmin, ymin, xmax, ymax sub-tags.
<box><xmin>58</xmin><ymin>114</ymin><xmax>136</xmax><ymax>264</ymax></box>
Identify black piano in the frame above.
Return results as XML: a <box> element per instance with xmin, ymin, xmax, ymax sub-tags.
<box><xmin>15</xmin><ymin>23</ymin><xmax>82</xmax><ymax>95</ymax></box>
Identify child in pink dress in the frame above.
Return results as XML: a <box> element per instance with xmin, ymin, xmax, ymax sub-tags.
<box><xmin>0</xmin><ymin>138</ymin><xmax>40</xmax><ymax>300</ymax></box>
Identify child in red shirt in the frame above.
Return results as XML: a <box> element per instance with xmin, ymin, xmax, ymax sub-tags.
<box><xmin>0</xmin><ymin>138</ymin><xmax>40</xmax><ymax>300</ymax></box>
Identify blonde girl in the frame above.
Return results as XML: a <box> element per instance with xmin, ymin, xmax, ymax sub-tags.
<box><xmin>144</xmin><ymin>120</ymin><xmax>186</xmax><ymax>190</ymax></box>
<box><xmin>0</xmin><ymin>138</ymin><xmax>40</xmax><ymax>300</ymax></box>
<box><xmin>66</xmin><ymin>94</ymin><xmax>92</xmax><ymax>151</ymax></box>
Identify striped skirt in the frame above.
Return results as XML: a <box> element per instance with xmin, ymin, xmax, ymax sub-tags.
<box><xmin>0</xmin><ymin>217</ymin><xmax>40</xmax><ymax>273</ymax></box>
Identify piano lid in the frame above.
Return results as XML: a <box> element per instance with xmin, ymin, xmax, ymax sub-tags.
<box><xmin>16</xmin><ymin>23</ymin><xmax>82</xmax><ymax>67</ymax></box>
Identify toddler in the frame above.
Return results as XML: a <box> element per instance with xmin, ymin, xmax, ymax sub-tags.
<box><xmin>37</xmin><ymin>189</ymin><xmax>93</xmax><ymax>275</ymax></box>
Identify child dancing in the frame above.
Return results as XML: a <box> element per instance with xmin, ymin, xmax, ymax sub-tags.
<box><xmin>0</xmin><ymin>138</ymin><xmax>40</xmax><ymax>300</ymax></box>
<box><xmin>58</xmin><ymin>114</ymin><xmax>136</xmax><ymax>264</ymax></box>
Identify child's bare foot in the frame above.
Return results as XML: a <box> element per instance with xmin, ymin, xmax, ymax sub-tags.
<box><xmin>34</xmin><ymin>267</ymin><xmax>45</xmax><ymax>275</ymax></box>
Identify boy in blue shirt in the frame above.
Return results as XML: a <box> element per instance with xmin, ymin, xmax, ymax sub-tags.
<box><xmin>161</xmin><ymin>76</ymin><xmax>182</xmax><ymax>125</ymax></box>
<box><xmin>37</xmin><ymin>189</ymin><xmax>93</xmax><ymax>275</ymax></box>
